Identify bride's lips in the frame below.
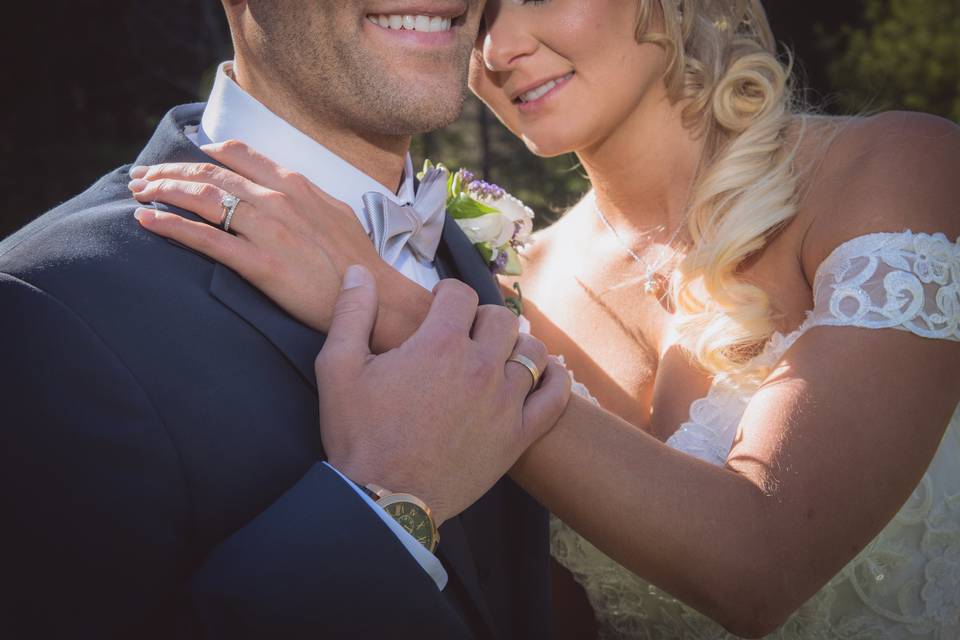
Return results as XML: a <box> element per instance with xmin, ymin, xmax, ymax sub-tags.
<box><xmin>511</xmin><ymin>72</ymin><xmax>575</xmax><ymax>114</ymax></box>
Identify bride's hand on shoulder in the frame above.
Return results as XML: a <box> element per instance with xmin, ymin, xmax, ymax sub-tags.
<box><xmin>127</xmin><ymin>139</ymin><xmax>387</xmax><ymax>333</ymax></box>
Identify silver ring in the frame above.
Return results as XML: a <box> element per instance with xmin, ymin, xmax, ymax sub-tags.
<box><xmin>220</xmin><ymin>192</ymin><xmax>241</xmax><ymax>233</ymax></box>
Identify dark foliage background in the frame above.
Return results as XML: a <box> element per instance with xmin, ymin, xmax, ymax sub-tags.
<box><xmin>2</xmin><ymin>1</ymin><xmax>956</xmax><ymax>238</ymax></box>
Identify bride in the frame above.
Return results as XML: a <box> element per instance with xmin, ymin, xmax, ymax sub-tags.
<box><xmin>129</xmin><ymin>0</ymin><xmax>960</xmax><ymax>637</ymax></box>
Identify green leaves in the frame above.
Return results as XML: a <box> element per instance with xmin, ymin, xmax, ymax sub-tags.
<box><xmin>446</xmin><ymin>193</ymin><xmax>499</xmax><ymax>220</ymax></box>
<box><xmin>820</xmin><ymin>0</ymin><xmax>960</xmax><ymax>122</ymax></box>
<box><xmin>504</xmin><ymin>282</ymin><xmax>524</xmax><ymax>316</ymax></box>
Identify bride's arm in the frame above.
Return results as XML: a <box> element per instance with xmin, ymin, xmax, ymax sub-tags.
<box><xmin>515</xmin><ymin>325</ymin><xmax>960</xmax><ymax>636</ymax></box>
<box><xmin>128</xmin><ymin>140</ymin><xmax>432</xmax><ymax>352</ymax></box>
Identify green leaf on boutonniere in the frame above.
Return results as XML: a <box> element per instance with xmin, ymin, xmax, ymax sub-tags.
<box><xmin>475</xmin><ymin>243</ymin><xmax>494</xmax><ymax>263</ymax></box>
<box><xmin>449</xmin><ymin>169</ymin><xmax>462</xmax><ymax>198</ymax></box>
<box><xmin>446</xmin><ymin>193</ymin><xmax>499</xmax><ymax>219</ymax></box>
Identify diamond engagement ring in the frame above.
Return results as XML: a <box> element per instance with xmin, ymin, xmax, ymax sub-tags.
<box><xmin>507</xmin><ymin>354</ymin><xmax>541</xmax><ymax>392</ymax></box>
<box><xmin>220</xmin><ymin>193</ymin><xmax>241</xmax><ymax>233</ymax></box>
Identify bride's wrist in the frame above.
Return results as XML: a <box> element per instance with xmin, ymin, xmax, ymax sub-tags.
<box><xmin>370</xmin><ymin>265</ymin><xmax>434</xmax><ymax>353</ymax></box>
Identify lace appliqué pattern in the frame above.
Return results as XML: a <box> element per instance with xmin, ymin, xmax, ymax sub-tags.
<box><xmin>551</xmin><ymin>231</ymin><xmax>960</xmax><ymax>639</ymax></box>
<box><xmin>810</xmin><ymin>231</ymin><xmax>960</xmax><ymax>339</ymax></box>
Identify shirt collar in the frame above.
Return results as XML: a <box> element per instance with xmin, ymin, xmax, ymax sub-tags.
<box><xmin>198</xmin><ymin>62</ymin><xmax>416</xmax><ymax>226</ymax></box>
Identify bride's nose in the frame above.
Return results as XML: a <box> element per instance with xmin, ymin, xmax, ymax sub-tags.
<box><xmin>481</xmin><ymin>17</ymin><xmax>540</xmax><ymax>72</ymax></box>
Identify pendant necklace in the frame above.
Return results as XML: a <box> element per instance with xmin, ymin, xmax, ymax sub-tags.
<box><xmin>592</xmin><ymin>192</ymin><xmax>692</xmax><ymax>299</ymax></box>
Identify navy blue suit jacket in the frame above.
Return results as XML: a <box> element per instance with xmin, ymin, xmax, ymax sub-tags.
<box><xmin>0</xmin><ymin>104</ymin><xmax>551</xmax><ymax>639</ymax></box>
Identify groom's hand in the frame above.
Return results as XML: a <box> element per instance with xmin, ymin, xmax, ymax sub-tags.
<box><xmin>316</xmin><ymin>265</ymin><xmax>571</xmax><ymax>526</ymax></box>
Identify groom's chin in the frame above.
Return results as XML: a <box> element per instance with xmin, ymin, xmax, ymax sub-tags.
<box><xmin>367</xmin><ymin>78</ymin><xmax>470</xmax><ymax>137</ymax></box>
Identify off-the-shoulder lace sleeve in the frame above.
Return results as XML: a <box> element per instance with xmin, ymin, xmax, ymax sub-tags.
<box><xmin>806</xmin><ymin>230</ymin><xmax>960</xmax><ymax>340</ymax></box>
<box><xmin>667</xmin><ymin>230</ymin><xmax>960</xmax><ymax>469</ymax></box>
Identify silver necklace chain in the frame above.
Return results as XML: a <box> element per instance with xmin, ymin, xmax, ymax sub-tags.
<box><xmin>593</xmin><ymin>195</ymin><xmax>690</xmax><ymax>294</ymax></box>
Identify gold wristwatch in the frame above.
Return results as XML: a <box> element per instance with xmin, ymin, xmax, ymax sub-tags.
<box><xmin>362</xmin><ymin>483</ymin><xmax>440</xmax><ymax>553</ymax></box>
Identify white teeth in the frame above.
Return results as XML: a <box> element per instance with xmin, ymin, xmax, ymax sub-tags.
<box><xmin>518</xmin><ymin>72</ymin><xmax>574</xmax><ymax>103</ymax></box>
<box><xmin>520</xmin><ymin>80</ymin><xmax>556</xmax><ymax>103</ymax></box>
<box><xmin>368</xmin><ymin>14</ymin><xmax>454</xmax><ymax>32</ymax></box>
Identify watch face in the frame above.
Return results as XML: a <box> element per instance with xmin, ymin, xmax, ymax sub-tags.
<box><xmin>384</xmin><ymin>501</ymin><xmax>436</xmax><ymax>550</ymax></box>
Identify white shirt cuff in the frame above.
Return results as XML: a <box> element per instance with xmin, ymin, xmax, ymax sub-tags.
<box><xmin>323</xmin><ymin>462</ymin><xmax>447</xmax><ymax>590</ymax></box>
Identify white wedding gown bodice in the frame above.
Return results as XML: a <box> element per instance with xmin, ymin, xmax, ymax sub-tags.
<box><xmin>550</xmin><ymin>230</ymin><xmax>960</xmax><ymax>639</ymax></box>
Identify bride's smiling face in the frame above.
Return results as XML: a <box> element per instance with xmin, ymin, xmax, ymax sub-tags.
<box><xmin>469</xmin><ymin>0</ymin><xmax>670</xmax><ymax>157</ymax></box>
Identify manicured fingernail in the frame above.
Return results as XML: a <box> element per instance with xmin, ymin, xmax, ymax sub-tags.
<box><xmin>200</xmin><ymin>142</ymin><xmax>221</xmax><ymax>153</ymax></box>
<box><xmin>134</xmin><ymin>207</ymin><xmax>156</xmax><ymax>223</ymax></box>
<box><xmin>128</xmin><ymin>165</ymin><xmax>148</xmax><ymax>179</ymax></box>
<box><xmin>128</xmin><ymin>178</ymin><xmax>148</xmax><ymax>192</ymax></box>
<box><xmin>342</xmin><ymin>265</ymin><xmax>370</xmax><ymax>290</ymax></box>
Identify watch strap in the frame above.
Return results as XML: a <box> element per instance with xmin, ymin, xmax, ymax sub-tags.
<box><xmin>359</xmin><ymin>484</ymin><xmax>381</xmax><ymax>502</ymax></box>
<box><xmin>364</xmin><ymin>483</ymin><xmax>392</xmax><ymax>501</ymax></box>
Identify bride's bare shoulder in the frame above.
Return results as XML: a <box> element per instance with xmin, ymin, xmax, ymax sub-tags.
<box><xmin>507</xmin><ymin>193</ymin><xmax>592</xmax><ymax>290</ymax></box>
<box><xmin>796</xmin><ymin>111</ymin><xmax>960</xmax><ymax>282</ymax></box>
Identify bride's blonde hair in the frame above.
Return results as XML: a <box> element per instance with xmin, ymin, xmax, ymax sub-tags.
<box><xmin>638</xmin><ymin>0</ymin><xmax>804</xmax><ymax>382</ymax></box>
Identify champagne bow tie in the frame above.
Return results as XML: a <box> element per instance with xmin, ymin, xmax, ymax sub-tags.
<box><xmin>360</xmin><ymin>167</ymin><xmax>448</xmax><ymax>264</ymax></box>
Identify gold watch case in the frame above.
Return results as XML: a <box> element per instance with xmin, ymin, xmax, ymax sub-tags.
<box><xmin>366</xmin><ymin>485</ymin><xmax>439</xmax><ymax>553</ymax></box>
<box><xmin>377</xmin><ymin>494</ymin><xmax>439</xmax><ymax>553</ymax></box>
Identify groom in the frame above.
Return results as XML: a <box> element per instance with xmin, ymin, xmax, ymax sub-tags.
<box><xmin>0</xmin><ymin>1</ymin><xmax>557</xmax><ymax>638</ymax></box>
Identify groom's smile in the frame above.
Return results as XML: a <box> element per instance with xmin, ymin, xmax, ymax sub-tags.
<box><xmin>230</xmin><ymin>0</ymin><xmax>483</xmax><ymax>139</ymax></box>
<box><xmin>364</xmin><ymin>3</ymin><xmax>467</xmax><ymax>47</ymax></box>
<box><xmin>337</xmin><ymin>0</ymin><xmax>480</xmax><ymax>133</ymax></box>
<box><xmin>362</xmin><ymin>2</ymin><xmax>470</xmax><ymax>51</ymax></box>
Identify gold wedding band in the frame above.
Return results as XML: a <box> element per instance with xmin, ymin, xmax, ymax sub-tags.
<box><xmin>220</xmin><ymin>192</ymin><xmax>241</xmax><ymax>233</ymax></box>
<box><xmin>507</xmin><ymin>354</ymin><xmax>541</xmax><ymax>391</ymax></box>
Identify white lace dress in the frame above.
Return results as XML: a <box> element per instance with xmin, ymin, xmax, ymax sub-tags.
<box><xmin>550</xmin><ymin>231</ymin><xmax>960</xmax><ymax>639</ymax></box>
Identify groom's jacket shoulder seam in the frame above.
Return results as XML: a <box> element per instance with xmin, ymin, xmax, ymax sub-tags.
<box><xmin>0</xmin><ymin>271</ymin><xmax>196</xmax><ymax>527</ymax></box>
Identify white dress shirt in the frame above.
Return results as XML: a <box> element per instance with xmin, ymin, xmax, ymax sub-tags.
<box><xmin>188</xmin><ymin>61</ymin><xmax>447</xmax><ymax>590</ymax></box>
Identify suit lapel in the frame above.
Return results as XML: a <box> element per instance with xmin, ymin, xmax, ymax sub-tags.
<box><xmin>435</xmin><ymin>215</ymin><xmax>504</xmax><ymax>305</ymax></box>
<box><xmin>135</xmin><ymin>105</ymin><xmax>326</xmax><ymax>393</ymax></box>
<box><xmin>209</xmin><ymin>264</ymin><xmax>325</xmax><ymax>391</ymax></box>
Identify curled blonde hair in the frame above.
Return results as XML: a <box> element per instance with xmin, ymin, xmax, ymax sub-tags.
<box><xmin>638</xmin><ymin>0</ymin><xmax>803</xmax><ymax>382</ymax></box>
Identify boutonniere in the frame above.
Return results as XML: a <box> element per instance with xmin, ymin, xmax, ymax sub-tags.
<box><xmin>419</xmin><ymin>160</ymin><xmax>535</xmax><ymax>276</ymax></box>
<box><xmin>419</xmin><ymin>160</ymin><xmax>534</xmax><ymax>313</ymax></box>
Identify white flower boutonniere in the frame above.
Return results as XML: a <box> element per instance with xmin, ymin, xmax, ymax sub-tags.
<box><xmin>419</xmin><ymin>160</ymin><xmax>535</xmax><ymax>277</ymax></box>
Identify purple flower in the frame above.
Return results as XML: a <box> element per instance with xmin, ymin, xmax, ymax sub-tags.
<box><xmin>490</xmin><ymin>250</ymin><xmax>509</xmax><ymax>273</ymax></box>
<box><xmin>456</xmin><ymin>168</ymin><xmax>475</xmax><ymax>184</ymax></box>
<box><xmin>467</xmin><ymin>179</ymin><xmax>506</xmax><ymax>200</ymax></box>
